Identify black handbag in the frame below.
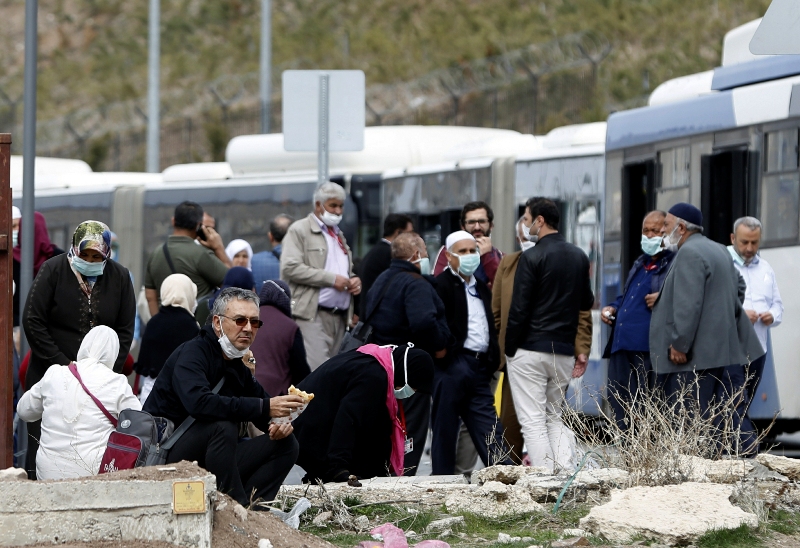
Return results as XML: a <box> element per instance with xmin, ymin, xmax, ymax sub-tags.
<box><xmin>338</xmin><ymin>271</ymin><xmax>403</xmax><ymax>354</ymax></box>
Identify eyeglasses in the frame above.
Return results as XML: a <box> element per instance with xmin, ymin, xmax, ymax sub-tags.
<box><xmin>464</xmin><ymin>219</ymin><xmax>489</xmax><ymax>226</ymax></box>
<box><xmin>219</xmin><ymin>315</ymin><xmax>263</xmax><ymax>328</ymax></box>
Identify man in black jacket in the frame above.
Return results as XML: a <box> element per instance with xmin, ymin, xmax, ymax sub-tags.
<box><xmin>505</xmin><ymin>198</ymin><xmax>594</xmax><ymax>473</ymax></box>
<box><xmin>368</xmin><ymin>232</ymin><xmax>450</xmax><ymax>475</ymax></box>
<box><xmin>432</xmin><ymin>230</ymin><xmax>510</xmax><ymax>475</ymax></box>
<box><xmin>358</xmin><ymin>214</ymin><xmax>414</xmax><ymax>317</ymax></box>
<box><xmin>144</xmin><ymin>287</ymin><xmax>303</xmax><ymax>506</ymax></box>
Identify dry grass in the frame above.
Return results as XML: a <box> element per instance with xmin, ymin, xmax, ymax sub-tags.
<box><xmin>563</xmin><ymin>367</ymin><xmax>775</xmax><ymax>487</ymax></box>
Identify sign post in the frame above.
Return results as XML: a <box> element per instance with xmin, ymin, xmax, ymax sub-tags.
<box><xmin>317</xmin><ymin>73</ymin><xmax>330</xmax><ymax>186</ymax></box>
<box><xmin>282</xmin><ymin>70</ymin><xmax>365</xmax><ymax>186</ymax></box>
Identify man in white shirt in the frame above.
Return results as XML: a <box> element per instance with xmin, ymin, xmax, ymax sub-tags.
<box><xmin>728</xmin><ymin>216</ymin><xmax>783</xmax><ymax>410</ymax></box>
<box><xmin>431</xmin><ymin>231</ymin><xmax>510</xmax><ymax>474</ymax></box>
<box><xmin>281</xmin><ymin>183</ymin><xmax>361</xmax><ymax>369</ymax></box>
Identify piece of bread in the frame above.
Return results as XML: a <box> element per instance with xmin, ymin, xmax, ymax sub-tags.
<box><xmin>288</xmin><ymin>385</ymin><xmax>315</xmax><ymax>403</ymax></box>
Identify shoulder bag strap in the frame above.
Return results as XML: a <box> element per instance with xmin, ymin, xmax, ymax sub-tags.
<box><xmin>162</xmin><ymin>242</ymin><xmax>177</xmax><ymax>274</ymax></box>
<box><xmin>363</xmin><ymin>270</ymin><xmax>406</xmax><ymax>324</ymax></box>
<box><xmin>160</xmin><ymin>376</ymin><xmax>225</xmax><ymax>451</ymax></box>
<box><xmin>68</xmin><ymin>363</ymin><xmax>118</xmax><ymax>428</ymax></box>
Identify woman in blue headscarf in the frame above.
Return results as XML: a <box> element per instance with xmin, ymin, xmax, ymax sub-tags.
<box><xmin>22</xmin><ymin>220</ymin><xmax>136</xmax><ymax>479</ymax></box>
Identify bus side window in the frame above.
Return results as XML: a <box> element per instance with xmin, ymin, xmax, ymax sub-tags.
<box><xmin>760</xmin><ymin>173</ymin><xmax>800</xmax><ymax>244</ymax></box>
<box><xmin>761</xmin><ymin>129</ymin><xmax>800</xmax><ymax>245</ymax></box>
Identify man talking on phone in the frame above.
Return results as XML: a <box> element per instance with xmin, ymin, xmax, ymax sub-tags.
<box><xmin>145</xmin><ymin>201</ymin><xmax>231</xmax><ymax>316</ymax></box>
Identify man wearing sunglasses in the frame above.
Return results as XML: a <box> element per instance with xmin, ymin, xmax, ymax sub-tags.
<box><xmin>145</xmin><ymin>287</ymin><xmax>303</xmax><ymax>508</ymax></box>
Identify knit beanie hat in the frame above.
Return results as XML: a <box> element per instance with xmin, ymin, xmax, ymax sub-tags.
<box><xmin>258</xmin><ymin>279</ymin><xmax>292</xmax><ymax>317</ymax></box>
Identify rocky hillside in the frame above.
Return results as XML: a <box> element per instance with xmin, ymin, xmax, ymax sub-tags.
<box><xmin>0</xmin><ymin>0</ymin><xmax>771</xmax><ymax>124</ymax></box>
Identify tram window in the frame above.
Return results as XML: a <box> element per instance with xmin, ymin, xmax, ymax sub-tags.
<box><xmin>760</xmin><ymin>173</ymin><xmax>799</xmax><ymax>244</ymax></box>
<box><xmin>765</xmin><ymin>129</ymin><xmax>799</xmax><ymax>173</ymax></box>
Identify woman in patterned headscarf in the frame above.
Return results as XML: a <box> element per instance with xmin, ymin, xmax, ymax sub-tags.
<box><xmin>21</xmin><ymin>220</ymin><xmax>136</xmax><ymax>479</ymax></box>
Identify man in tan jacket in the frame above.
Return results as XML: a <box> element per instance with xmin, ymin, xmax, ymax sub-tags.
<box><xmin>280</xmin><ymin>183</ymin><xmax>361</xmax><ymax>369</ymax></box>
<box><xmin>492</xmin><ymin>216</ymin><xmax>592</xmax><ymax>464</ymax></box>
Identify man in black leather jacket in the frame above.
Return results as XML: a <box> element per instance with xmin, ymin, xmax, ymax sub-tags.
<box><xmin>505</xmin><ymin>197</ymin><xmax>594</xmax><ymax>473</ymax></box>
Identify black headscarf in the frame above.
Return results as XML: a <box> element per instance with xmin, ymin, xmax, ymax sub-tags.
<box><xmin>391</xmin><ymin>346</ymin><xmax>434</xmax><ymax>394</ymax></box>
<box><xmin>258</xmin><ymin>279</ymin><xmax>292</xmax><ymax>317</ymax></box>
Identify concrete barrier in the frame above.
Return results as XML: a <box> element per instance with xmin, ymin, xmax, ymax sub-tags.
<box><xmin>0</xmin><ymin>463</ymin><xmax>215</xmax><ymax>547</ymax></box>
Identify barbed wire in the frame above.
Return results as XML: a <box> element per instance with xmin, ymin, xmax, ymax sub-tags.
<box><xmin>6</xmin><ymin>30</ymin><xmax>609</xmax><ymax>152</ymax></box>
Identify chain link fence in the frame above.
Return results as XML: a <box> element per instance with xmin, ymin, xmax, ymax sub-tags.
<box><xmin>6</xmin><ymin>31</ymin><xmax>610</xmax><ymax>172</ymax></box>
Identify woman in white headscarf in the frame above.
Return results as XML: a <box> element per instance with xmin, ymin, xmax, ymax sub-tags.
<box><xmin>225</xmin><ymin>239</ymin><xmax>253</xmax><ymax>270</ymax></box>
<box><xmin>17</xmin><ymin>326</ymin><xmax>141</xmax><ymax>480</ymax></box>
<box><xmin>134</xmin><ymin>274</ymin><xmax>200</xmax><ymax>404</ymax></box>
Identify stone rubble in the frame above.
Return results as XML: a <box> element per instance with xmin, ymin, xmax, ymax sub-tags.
<box><xmin>579</xmin><ymin>482</ymin><xmax>758</xmax><ymax>545</ymax></box>
<box><xmin>756</xmin><ymin>454</ymin><xmax>800</xmax><ymax>481</ymax></box>
<box><xmin>551</xmin><ymin>538</ymin><xmax>590</xmax><ymax>547</ymax></box>
<box><xmin>0</xmin><ymin>467</ymin><xmax>27</xmax><ymax>482</ymax></box>
<box><xmin>425</xmin><ymin>516</ymin><xmax>465</xmax><ymax>533</ymax></box>
<box><xmin>445</xmin><ymin>480</ymin><xmax>545</xmax><ymax>518</ymax></box>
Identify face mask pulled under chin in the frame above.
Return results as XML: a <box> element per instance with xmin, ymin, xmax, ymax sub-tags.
<box><xmin>216</xmin><ymin>319</ymin><xmax>249</xmax><ymax>358</ymax></box>
<box><xmin>320</xmin><ymin>209</ymin><xmax>342</xmax><ymax>227</ymax></box>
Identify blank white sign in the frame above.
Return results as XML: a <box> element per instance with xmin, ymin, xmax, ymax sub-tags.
<box><xmin>750</xmin><ymin>0</ymin><xmax>800</xmax><ymax>55</ymax></box>
<box><xmin>282</xmin><ymin>70</ymin><xmax>365</xmax><ymax>152</ymax></box>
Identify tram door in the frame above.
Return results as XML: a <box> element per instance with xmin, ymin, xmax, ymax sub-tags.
<box><xmin>700</xmin><ymin>150</ymin><xmax>760</xmax><ymax>245</ymax></box>
<box><xmin>621</xmin><ymin>160</ymin><xmax>656</xmax><ymax>280</ymax></box>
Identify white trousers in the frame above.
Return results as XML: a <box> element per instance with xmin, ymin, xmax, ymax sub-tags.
<box><xmin>506</xmin><ymin>349</ymin><xmax>577</xmax><ymax>474</ymax></box>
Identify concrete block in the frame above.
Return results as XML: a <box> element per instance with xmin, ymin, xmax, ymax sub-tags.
<box><xmin>0</xmin><ymin>463</ymin><xmax>216</xmax><ymax>547</ymax></box>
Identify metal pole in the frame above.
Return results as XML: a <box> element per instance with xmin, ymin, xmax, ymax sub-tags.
<box><xmin>259</xmin><ymin>0</ymin><xmax>272</xmax><ymax>134</ymax></box>
<box><xmin>317</xmin><ymin>73</ymin><xmax>329</xmax><ymax>186</ymax></box>
<box><xmin>19</xmin><ymin>0</ymin><xmax>38</xmax><ymax>360</ymax></box>
<box><xmin>0</xmin><ymin>133</ymin><xmax>13</xmax><ymax>468</ymax></box>
<box><xmin>146</xmin><ymin>0</ymin><xmax>160</xmax><ymax>173</ymax></box>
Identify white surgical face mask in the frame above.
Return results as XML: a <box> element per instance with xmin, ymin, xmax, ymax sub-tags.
<box><xmin>393</xmin><ymin>344</ymin><xmax>416</xmax><ymax>400</ymax></box>
<box><xmin>321</xmin><ymin>209</ymin><xmax>342</xmax><ymax>227</ymax></box>
<box><xmin>522</xmin><ymin>218</ymin><xmax>542</xmax><ymax>243</ymax></box>
<box><xmin>12</xmin><ymin>230</ymin><xmax>18</xmax><ymax>248</ymax></box>
<box><xmin>664</xmin><ymin>224</ymin><xmax>680</xmax><ymax>253</ymax></box>
<box><xmin>520</xmin><ymin>240</ymin><xmax>536</xmax><ymax>252</ymax></box>
<box><xmin>216</xmin><ymin>318</ymin><xmax>249</xmax><ymax>359</ymax></box>
<box><xmin>411</xmin><ymin>255</ymin><xmax>431</xmax><ymax>276</ymax></box>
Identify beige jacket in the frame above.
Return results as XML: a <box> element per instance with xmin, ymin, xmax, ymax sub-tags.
<box><xmin>280</xmin><ymin>213</ymin><xmax>355</xmax><ymax>323</ymax></box>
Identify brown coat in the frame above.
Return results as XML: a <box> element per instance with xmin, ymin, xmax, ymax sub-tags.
<box><xmin>492</xmin><ymin>251</ymin><xmax>592</xmax><ymax>369</ymax></box>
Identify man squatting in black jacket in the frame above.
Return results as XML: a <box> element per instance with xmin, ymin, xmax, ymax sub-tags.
<box><xmin>145</xmin><ymin>287</ymin><xmax>304</xmax><ymax>506</ymax></box>
<box><xmin>368</xmin><ymin>232</ymin><xmax>452</xmax><ymax>475</ymax></box>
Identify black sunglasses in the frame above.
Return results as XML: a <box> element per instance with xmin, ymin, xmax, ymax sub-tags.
<box><xmin>219</xmin><ymin>315</ymin><xmax>263</xmax><ymax>328</ymax></box>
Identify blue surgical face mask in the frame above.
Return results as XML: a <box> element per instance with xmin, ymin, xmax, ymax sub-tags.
<box><xmin>394</xmin><ymin>345</ymin><xmax>415</xmax><ymax>400</ymax></box>
<box><xmin>72</xmin><ymin>256</ymin><xmax>107</xmax><ymax>277</ymax></box>
<box><xmin>12</xmin><ymin>230</ymin><xmax>18</xmax><ymax>248</ymax></box>
<box><xmin>640</xmin><ymin>234</ymin><xmax>663</xmax><ymax>256</ymax></box>
<box><xmin>457</xmin><ymin>253</ymin><xmax>481</xmax><ymax>277</ymax></box>
<box><xmin>412</xmin><ymin>255</ymin><xmax>431</xmax><ymax>276</ymax></box>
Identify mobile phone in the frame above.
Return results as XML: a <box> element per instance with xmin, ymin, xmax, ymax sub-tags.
<box><xmin>197</xmin><ymin>226</ymin><xmax>207</xmax><ymax>241</ymax></box>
